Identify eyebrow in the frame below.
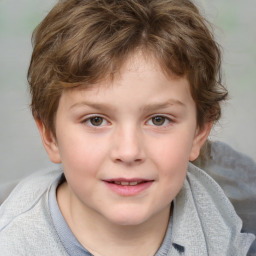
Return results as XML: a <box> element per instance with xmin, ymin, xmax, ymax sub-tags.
<box><xmin>141</xmin><ymin>99</ymin><xmax>185</xmax><ymax>113</ymax></box>
<box><xmin>69</xmin><ymin>102</ymin><xmax>116</xmax><ymax>111</ymax></box>
<box><xmin>69</xmin><ymin>99</ymin><xmax>185</xmax><ymax>112</ymax></box>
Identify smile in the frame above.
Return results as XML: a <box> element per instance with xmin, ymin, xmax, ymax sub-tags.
<box><xmin>103</xmin><ymin>179</ymin><xmax>154</xmax><ymax>196</ymax></box>
<box><xmin>109</xmin><ymin>181</ymin><xmax>145</xmax><ymax>186</ymax></box>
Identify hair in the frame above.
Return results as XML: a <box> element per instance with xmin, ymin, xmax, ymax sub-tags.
<box><xmin>28</xmin><ymin>0</ymin><xmax>228</xmax><ymax>135</ymax></box>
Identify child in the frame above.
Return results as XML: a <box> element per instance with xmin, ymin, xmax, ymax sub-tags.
<box><xmin>0</xmin><ymin>0</ymin><xmax>255</xmax><ymax>255</ymax></box>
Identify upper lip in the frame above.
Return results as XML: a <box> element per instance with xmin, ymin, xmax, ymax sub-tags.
<box><xmin>103</xmin><ymin>178</ymin><xmax>153</xmax><ymax>183</ymax></box>
<box><xmin>103</xmin><ymin>178</ymin><xmax>154</xmax><ymax>186</ymax></box>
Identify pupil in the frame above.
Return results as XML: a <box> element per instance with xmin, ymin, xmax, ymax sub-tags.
<box><xmin>153</xmin><ymin>116</ymin><xmax>165</xmax><ymax>125</ymax></box>
<box><xmin>91</xmin><ymin>117</ymin><xmax>103</xmax><ymax>126</ymax></box>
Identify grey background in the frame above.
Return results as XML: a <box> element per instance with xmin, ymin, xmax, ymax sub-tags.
<box><xmin>0</xmin><ymin>0</ymin><xmax>255</xmax><ymax>183</ymax></box>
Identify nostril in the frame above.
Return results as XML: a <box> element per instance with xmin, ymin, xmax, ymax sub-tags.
<box><xmin>114</xmin><ymin>157</ymin><xmax>144</xmax><ymax>165</ymax></box>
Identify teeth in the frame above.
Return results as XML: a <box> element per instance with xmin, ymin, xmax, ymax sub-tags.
<box><xmin>129</xmin><ymin>181</ymin><xmax>138</xmax><ymax>186</ymax></box>
<box><xmin>113</xmin><ymin>181</ymin><xmax>140</xmax><ymax>186</ymax></box>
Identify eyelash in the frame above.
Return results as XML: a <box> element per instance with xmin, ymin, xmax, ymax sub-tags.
<box><xmin>81</xmin><ymin>115</ymin><xmax>173</xmax><ymax>128</ymax></box>
<box><xmin>146</xmin><ymin>115</ymin><xmax>173</xmax><ymax>127</ymax></box>
<box><xmin>82</xmin><ymin>115</ymin><xmax>109</xmax><ymax>127</ymax></box>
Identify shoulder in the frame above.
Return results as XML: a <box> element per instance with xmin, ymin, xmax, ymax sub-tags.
<box><xmin>170</xmin><ymin>163</ymin><xmax>255</xmax><ymax>256</ymax></box>
<box><xmin>186</xmin><ymin>163</ymin><xmax>242</xmax><ymax>222</ymax></box>
<box><xmin>0</xmin><ymin>167</ymin><xmax>67</xmax><ymax>255</ymax></box>
<box><xmin>194</xmin><ymin>140</ymin><xmax>256</xmax><ymax>188</ymax></box>
<box><xmin>0</xmin><ymin>167</ymin><xmax>62</xmax><ymax>225</ymax></box>
<box><xmin>194</xmin><ymin>141</ymin><xmax>256</xmax><ymax>255</ymax></box>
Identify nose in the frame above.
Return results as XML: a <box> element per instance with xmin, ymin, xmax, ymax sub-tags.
<box><xmin>110</xmin><ymin>125</ymin><xmax>145</xmax><ymax>165</ymax></box>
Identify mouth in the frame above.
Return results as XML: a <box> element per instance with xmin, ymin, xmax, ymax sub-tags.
<box><xmin>107</xmin><ymin>180</ymin><xmax>149</xmax><ymax>186</ymax></box>
<box><xmin>103</xmin><ymin>178</ymin><xmax>154</xmax><ymax>196</ymax></box>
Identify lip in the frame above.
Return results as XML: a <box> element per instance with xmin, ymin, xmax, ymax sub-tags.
<box><xmin>103</xmin><ymin>178</ymin><xmax>154</xmax><ymax>196</ymax></box>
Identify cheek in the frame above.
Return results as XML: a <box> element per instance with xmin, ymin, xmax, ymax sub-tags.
<box><xmin>149</xmin><ymin>133</ymin><xmax>193</xmax><ymax>167</ymax></box>
<box><xmin>58</xmin><ymin>133</ymin><xmax>108</xmax><ymax>177</ymax></box>
<box><xmin>58</xmin><ymin>135</ymin><xmax>108</xmax><ymax>200</ymax></box>
<box><xmin>147</xmin><ymin>134</ymin><xmax>192</xmax><ymax>191</ymax></box>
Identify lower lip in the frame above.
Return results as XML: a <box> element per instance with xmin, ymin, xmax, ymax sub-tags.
<box><xmin>104</xmin><ymin>181</ymin><xmax>153</xmax><ymax>196</ymax></box>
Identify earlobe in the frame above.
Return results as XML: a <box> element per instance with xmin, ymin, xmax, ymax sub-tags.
<box><xmin>189</xmin><ymin>122</ymin><xmax>212</xmax><ymax>161</ymax></box>
<box><xmin>35</xmin><ymin>120</ymin><xmax>61</xmax><ymax>164</ymax></box>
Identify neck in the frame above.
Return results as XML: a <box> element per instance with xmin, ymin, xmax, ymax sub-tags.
<box><xmin>57</xmin><ymin>182</ymin><xmax>171</xmax><ymax>256</ymax></box>
<box><xmin>85</xmin><ymin>209</ymin><xmax>170</xmax><ymax>256</ymax></box>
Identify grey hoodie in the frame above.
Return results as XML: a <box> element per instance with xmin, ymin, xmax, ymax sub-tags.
<box><xmin>0</xmin><ymin>163</ymin><xmax>255</xmax><ymax>255</ymax></box>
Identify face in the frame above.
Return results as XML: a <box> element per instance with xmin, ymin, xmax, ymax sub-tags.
<box><xmin>39</xmin><ymin>52</ymin><xmax>210</xmax><ymax>227</ymax></box>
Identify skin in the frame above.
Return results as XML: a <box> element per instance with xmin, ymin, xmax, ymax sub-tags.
<box><xmin>37</xmin><ymin>52</ymin><xmax>211</xmax><ymax>256</ymax></box>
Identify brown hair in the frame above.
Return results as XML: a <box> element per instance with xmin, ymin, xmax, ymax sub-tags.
<box><xmin>28</xmin><ymin>0</ymin><xmax>227</xmax><ymax>134</ymax></box>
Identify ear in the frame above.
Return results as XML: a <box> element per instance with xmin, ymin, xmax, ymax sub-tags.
<box><xmin>35</xmin><ymin>120</ymin><xmax>61</xmax><ymax>164</ymax></box>
<box><xmin>189</xmin><ymin>122</ymin><xmax>212</xmax><ymax>161</ymax></box>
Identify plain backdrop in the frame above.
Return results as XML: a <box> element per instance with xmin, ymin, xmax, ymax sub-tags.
<box><xmin>0</xmin><ymin>0</ymin><xmax>255</xmax><ymax>183</ymax></box>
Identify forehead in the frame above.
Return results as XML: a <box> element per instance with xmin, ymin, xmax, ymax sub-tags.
<box><xmin>115</xmin><ymin>50</ymin><xmax>179</xmax><ymax>81</ymax></box>
<box><xmin>58</xmin><ymin>52</ymin><xmax>194</xmax><ymax>115</ymax></box>
<box><xmin>77</xmin><ymin>51</ymin><xmax>189</xmax><ymax>92</ymax></box>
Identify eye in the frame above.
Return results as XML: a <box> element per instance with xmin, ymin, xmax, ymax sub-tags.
<box><xmin>83</xmin><ymin>116</ymin><xmax>108</xmax><ymax>127</ymax></box>
<box><xmin>147</xmin><ymin>116</ymin><xmax>171</xmax><ymax>126</ymax></box>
